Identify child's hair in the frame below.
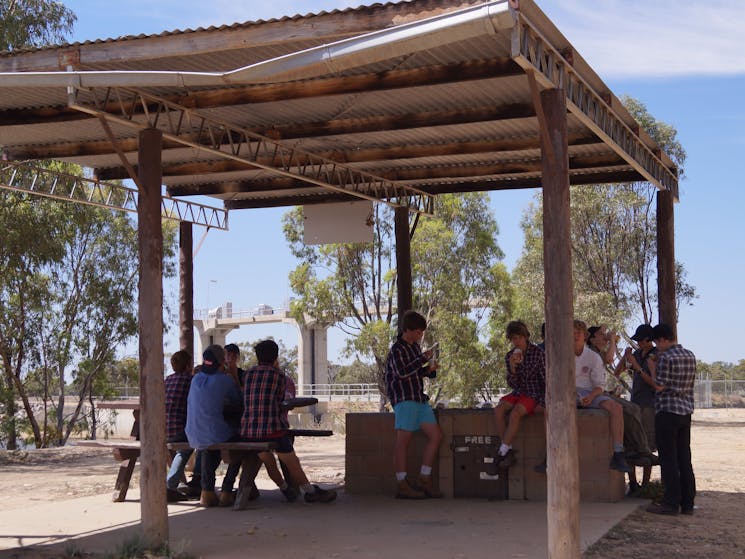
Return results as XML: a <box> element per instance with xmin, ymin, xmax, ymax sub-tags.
<box><xmin>254</xmin><ymin>339</ymin><xmax>279</xmax><ymax>365</ymax></box>
<box><xmin>505</xmin><ymin>320</ymin><xmax>530</xmax><ymax>339</ymax></box>
<box><xmin>401</xmin><ymin>310</ymin><xmax>427</xmax><ymax>332</ymax></box>
<box><xmin>573</xmin><ymin>319</ymin><xmax>588</xmax><ymax>334</ymax></box>
<box><xmin>170</xmin><ymin>350</ymin><xmax>191</xmax><ymax>373</ymax></box>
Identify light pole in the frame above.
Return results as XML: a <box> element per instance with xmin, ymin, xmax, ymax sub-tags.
<box><xmin>207</xmin><ymin>279</ymin><xmax>217</xmax><ymax>311</ymax></box>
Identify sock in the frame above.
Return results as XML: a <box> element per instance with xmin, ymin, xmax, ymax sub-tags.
<box><xmin>396</xmin><ymin>472</ymin><xmax>407</xmax><ymax>482</ymax></box>
<box><xmin>301</xmin><ymin>483</ymin><xmax>315</xmax><ymax>494</ymax></box>
<box><xmin>420</xmin><ymin>465</ymin><xmax>432</xmax><ymax>476</ymax></box>
<box><xmin>613</xmin><ymin>443</ymin><xmax>623</xmax><ymax>453</ymax></box>
<box><xmin>499</xmin><ymin>443</ymin><xmax>511</xmax><ymax>456</ymax></box>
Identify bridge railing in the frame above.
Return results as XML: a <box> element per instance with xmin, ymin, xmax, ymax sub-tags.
<box><xmin>299</xmin><ymin>383</ymin><xmax>379</xmax><ymax>401</ymax></box>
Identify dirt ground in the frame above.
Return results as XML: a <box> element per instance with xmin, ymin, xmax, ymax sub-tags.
<box><xmin>1</xmin><ymin>410</ymin><xmax>744</xmax><ymax>558</ymax></box>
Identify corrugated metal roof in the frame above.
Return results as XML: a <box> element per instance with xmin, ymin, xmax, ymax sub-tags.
<box><xmin>0</xmin><ymin>0</ymin><xmax>679</xmax><ymax>210</ymax></box>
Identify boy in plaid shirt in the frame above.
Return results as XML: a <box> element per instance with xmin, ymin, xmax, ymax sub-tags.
<box><xmin>240</xmin><ymin>339</ymin><xmax>336</xmax><ymax>503</ymax></box>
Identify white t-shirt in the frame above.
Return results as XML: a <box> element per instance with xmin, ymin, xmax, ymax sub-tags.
<box><xmin>575</xmin><ymin>346</ymin><xmax>606</xmax><ymax>391</ymax></box>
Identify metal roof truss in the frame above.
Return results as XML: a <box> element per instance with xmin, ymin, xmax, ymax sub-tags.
<box><xmin>0</xmin><ymin>161</ymin><xmax>229</xmax><ymax>229</ymax></box>
<box><xmin>68</xmin><ymin>87</ymin><xmax>435</xmax><ymax>216</ymax></box>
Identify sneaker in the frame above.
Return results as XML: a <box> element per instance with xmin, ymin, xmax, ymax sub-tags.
<box><xmin>418</xmin><ymin>475</ymin><xmax>443</xmax><ymax>499</ymax></box>
<box><xmin>609</xmin><ymin>452</ymin><xmax>631</xmax><ymax>473</ymax></box>
<box><xmin>646</xmin><ymin>502</ymin><xmax>678</xmax><ymax>516</ymax></box>
<box><xmin>218</xmin><ymin>490</ymin><xmax>235</xmax><ymax>507</ymax></box>
<box><xmin>497</xmin><ymin>449</ymin><xmax>517</xmax><ymax>470</ymax></box>
<box><xmin>395</xmin><ymin>478</ymin><xmax>426</xmax><ymax>499</ymax></box>
<box><xmin>626</xmin><ymin>482</ymin><xmax>641</xmax><ymax>498</ymax></box>
<box><xmin>304</xmin><ymin>484</ymin><xmax>337</xmax><ymax>503</ymax></box>
<box><xmin>281</xmin><ymin>484</ymin><xmax>300</xmax><ymax>502</ymax></box>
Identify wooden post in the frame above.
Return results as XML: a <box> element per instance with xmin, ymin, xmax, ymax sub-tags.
<box><xmin>179</xmin><ymin>222</ymin><xmax>194</xmax><ymax>361</ymax></box>
<box><xmin>656</xmin><ymin>189</ymin><xmax>676</xmax><ymax>336</ymax></box>
<box><xmin>539</xmin><ymin>88</ymin><xmax>580</xmax><ymax>559</ymax></box>
<box><xmin>137</xmin><ymin>127</ymin><xmax>168</xmax><ymax>548</ymax></box>
<box><xmin>394</xmin><ymin>205</ymin><xmax>413</xmax><ymax>331</ymax></box>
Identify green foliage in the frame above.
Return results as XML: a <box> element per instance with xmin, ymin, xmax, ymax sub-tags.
<box><xmin>0</xmin><ymin>0</ymin><xmax>76</xmax><ymax>51</ymax></box>
<box><xmin>235</xmin><ymin>338</ymin><xmax>298</xmax><ymax>380</ymax></box>
<box><xmin>511</xmin><ymin>97</ymin><xmax>695</xmax><ymax>338</ymax></box>
<box><xmin>283</xmin><ymin>193</ymin><xmax>508</xmax><ymax>405</ymax></box>
<box><xmin>101</xmin><ymin>535</ymin><xmax>194</xmax><ymax>559</ymax></box>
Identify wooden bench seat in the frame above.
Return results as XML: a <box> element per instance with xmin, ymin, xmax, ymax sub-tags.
<box><xmin>75</xmin><ymin>429</ymin><xmax>332</xmax><ymax>505</ymax></box>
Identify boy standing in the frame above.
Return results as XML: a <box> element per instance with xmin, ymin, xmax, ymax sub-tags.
<box><xmin>385</xmin><ymin>310</ymin><xmax>442</xmax><ymax>499</ymax></box>
<box><xmin>646</xmin><ymin>323</ymin><xmax>696</xmax><ymax>516</ymax></box>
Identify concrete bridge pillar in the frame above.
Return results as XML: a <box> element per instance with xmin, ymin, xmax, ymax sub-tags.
<box><xmin>193</xmin><ymin>319</ymin><xmax>238</xmax><ymax>361</ymax></box>
<box><xmin>297</xmin><ymin>322</ymin><xmax>328</xmax><ymax>394</ymax></box>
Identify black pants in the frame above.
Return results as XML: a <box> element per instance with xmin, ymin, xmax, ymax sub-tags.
<box><xmin>655</xmin><ymin>411</ymin><xmax>696</xmax><ymax>510</ymax></box>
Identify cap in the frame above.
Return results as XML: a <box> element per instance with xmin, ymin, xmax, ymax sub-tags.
<box><xmin>202</xmin><ymin>344</ymin><xmax>225</xmax><ymax>365</ymax></box>
<box><xmin>630</xmin><ymin>324</ymin><xmax>654</xmax><ymax>342</ymax></box>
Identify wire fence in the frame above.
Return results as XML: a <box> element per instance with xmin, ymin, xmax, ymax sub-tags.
<box><xmin>695</xmin><ymin>379</ymin><xmax>745</xmax><ymax>409</ymax></box>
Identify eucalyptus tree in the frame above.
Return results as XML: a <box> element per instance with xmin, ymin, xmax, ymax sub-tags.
<box><xmin>511</xmin><ymin>97</ymin><xmax>694</xmax><ymax>337</ymax></box>
<box><xmin>283</xmin><ymin>193</ymin><xmax>508</xmax><ymax>406</ymax></box>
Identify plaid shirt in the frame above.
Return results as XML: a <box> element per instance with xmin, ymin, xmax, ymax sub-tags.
<box><xmin>165</xmin><ymin>371</ymin><xmax>191</xmax><ymax>439</ymax></box>
<box><xmin>240</xmin><ymin>364</ymin><xmax>288</xmax><ymax>439</ymax></box>
<box><xmin>385</xmin><ymin>337</ymin><xmax>429</xmax><ymax>406</ymax></box>
<box><xmin>655</xmin><ymin>344</ymin><xmax>696</xmax><ymax>415</ymax></box>
<box><xmin>505</xmin><ymin>342</ymin><xmax>546</xmax><ymax>407</ymax></box>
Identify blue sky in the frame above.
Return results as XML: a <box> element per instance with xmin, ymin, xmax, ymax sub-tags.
<box><xmin>63</xmin><ymin>0</ymin><xmax>745</xmax><ymax>364</ymax></box>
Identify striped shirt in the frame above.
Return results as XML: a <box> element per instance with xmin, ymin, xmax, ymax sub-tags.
<box><xmin>385</xmin><ymin>337</ymin><xmax>429</xmax><ymax>406</ymax></box>
<box><xmin>165</xmin><ymin>371</ymin><xmax>191</xmax><ymax>439</ymax></box>
<box><xmin>240</xmin><ymin>364</ymin><xmax>288</xmax><ymax>439</ymax></box>
<box><xmin>654</xmin><ymin>344</ymin><xmax>696</xmax><ymax>416</ymax></box>
<box><xmin>505</xmin><ymin>343</ymin><xmax>546</xmax><ymax>407</ymax></box>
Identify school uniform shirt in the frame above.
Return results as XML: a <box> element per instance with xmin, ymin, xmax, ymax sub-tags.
<box><xmin>240</xmin><ymin>364</ymin><xmax>288</xmax><ymax>439</ymax></box>
<box><xmin>654</xmin><ymin>344</ymin><xmax>697</xmax><ymax>416</ymax></box>
<box><xmin>385</xmin><ymin>337</ymin><xmax>429</xmax><ymax>407</ymax></box>
<box><xmin>575</xmin><ymin>346</ymin><xmax>606</xmax><ymax>391</ymax></box>
<box><xmin>165</xmin><ymin>371</ymin><xmax>191</xmax><ymax>439</ymax></box>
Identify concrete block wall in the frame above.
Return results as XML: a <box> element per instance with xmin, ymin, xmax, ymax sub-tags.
<box><xmin>346</xmin><ymin>408</ymin><xmax>624</xmax><ymax>502</ymax></box>
<box><xmin>345</xmin><ymin>413</ymin><xmax>437</xmax><ymax>497</ymax></box>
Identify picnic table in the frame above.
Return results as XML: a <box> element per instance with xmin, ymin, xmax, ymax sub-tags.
<box><xmin>80</xmin><ymin>397</ymin><xmax>331</xmax><ymax>505</ymax></box>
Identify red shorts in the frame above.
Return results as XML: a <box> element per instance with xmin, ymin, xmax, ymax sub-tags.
<box><xmin>500</xmin><ymin>393</ymin><xmax>539</xmax><ymax>415</ymax></box>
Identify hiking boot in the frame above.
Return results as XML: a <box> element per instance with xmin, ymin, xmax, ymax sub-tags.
<box><xmin>497</xmin><ymin>449</ymin><xmax>517</xmax><ymax>470</ymax></box>
<box><xmin>646</xmin><ymin>502</ymin><xmax>678</xmax><ymax>516</ymax></box>
<box><xmin>199</xmin><ymin>490</ymin><xmax>219</xmax><ymax>507</ymax></box>
<box><xmin>418</xmin><ymin>474</ymin><xmax>443</xmax><ymax>499</ymax></box>
<box><xmin>281</xmin><ymin>484</ymin><xmax>300</xmax><ymax>503</ymax></box>
<box><xmin>609</xmin><ymin>451</ymin><xmax>631</xmax><ymax>473</ymax></box>
<box><xmin>304</xmin><ymin>484</ymin><xmax>337</xmax><ymax>503</ymax></box>
<box><xmin>218</xmin><ymin>490</ymin><xmax>235</xmax><ymax>507</ymax></box>
<box><xmin>395</xmin><ymin>478</ymin><xmax>426</xmax><ymax>500</ymax></box>
<box><xmin>166</xmin><ymin>488</ymin><xmax>188</xmax><ymax>502</ymax></box>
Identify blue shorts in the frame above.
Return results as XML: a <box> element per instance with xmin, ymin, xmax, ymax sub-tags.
<box><xmin>576</xmin><ymin>389</ymin><xmax>612</xmax><ymax>409</ymax></box>
<box><xmin>394</xmin><ymin>401</ymin><xmax>436</xmax><ymax>432</ymax></box>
